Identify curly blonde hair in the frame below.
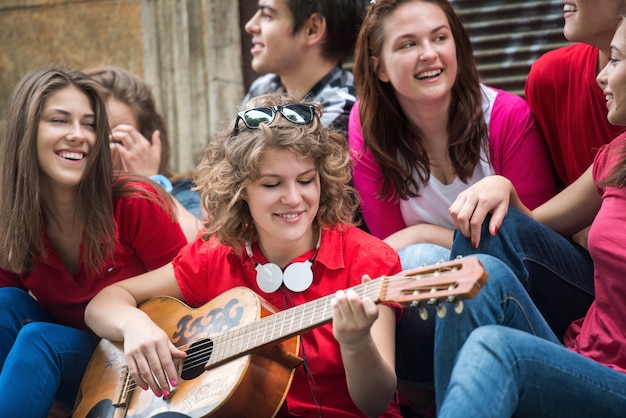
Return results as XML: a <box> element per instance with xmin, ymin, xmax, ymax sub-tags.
<box><xmin>194</xmin><ymin>93</ymin><xmax>358</xmax><ymax>251</ymax></box>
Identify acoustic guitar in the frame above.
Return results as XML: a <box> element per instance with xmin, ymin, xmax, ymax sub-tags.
<box><xmin>73</xmin><ymin>256</ymin><xmax>487</xmax><ymax>418</ymax></box>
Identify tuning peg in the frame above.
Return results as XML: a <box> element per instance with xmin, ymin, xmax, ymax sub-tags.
<box><xmin>437</xmin><ymin>304</ymin><xmax>447</xmax><ymax>318</ymax></box>
<box><xmin>454</xmin><ymin>300</ymin><xmax>464</xmax><ymax>314</ymax></box>
<box><xmin>419</xmin><ymin>306</ymin><xmax>428</xmax><ymax>320</ymax></box>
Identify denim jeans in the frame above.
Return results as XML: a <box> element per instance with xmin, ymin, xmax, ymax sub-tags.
<box><xmin>0</xmin><ymin>288</ymin><xmax>100</xmax><ymax>416</ymax></box>
<box><xmin>172</xmin><ymin>178</ymin><xmax>201</xmax><ymax>219</ymax></box>
<box><xmin>395</xmin><ymin>243</ymin><xmax>450</xmax><ymax>389</ymax></box>
<box><xmin>435</xmin><ymin>255</ymin><xmax>626</xmax><ymax>417</ymax></box>
<box><xmin>451</xmin><ymin>207</ymin><xmax>595</xmax><ymax>339</ymax></box>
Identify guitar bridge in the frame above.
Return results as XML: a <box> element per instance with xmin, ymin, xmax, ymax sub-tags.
<box><xmin>112</xmin><ymin>365</ymin><xmax>133</xmax><ymax>407</ymax></box>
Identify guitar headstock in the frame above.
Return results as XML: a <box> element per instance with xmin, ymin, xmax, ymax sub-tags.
<box><xmin>379</xmin><ymin>256</ymin><xmax>487</xmax><ymax>319</ymax></box>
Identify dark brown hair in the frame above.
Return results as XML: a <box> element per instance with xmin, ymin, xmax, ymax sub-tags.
<box><xmin>0</xmin><ymin>66</ymin><xmax>115</xmax><ymax>273</ymax></box>
<box><xmin>287</xmin><ymin>0</ymin><xmax>368</xmax><ymax>61</ymax></box>
<box><xmin>353</xmin><ymin>0</ymin><xmax>488</xmax><ymax>200</ymax></box>
<box><xmin>0</xmin><ymin>65</ymin><xmax>174</xmax><ymax>274</ymax></box>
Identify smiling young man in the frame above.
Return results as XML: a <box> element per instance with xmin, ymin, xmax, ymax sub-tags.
<box><xmin>242</xmin><ymin>0</ymin><xmax>367</xmax><ymax>133</ymax></box>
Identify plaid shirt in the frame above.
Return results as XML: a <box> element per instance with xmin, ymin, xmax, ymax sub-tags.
<box><xmin>243</xmin><ymin>65</ymin><xmax>356</xmax><ymax>134</ymax></box>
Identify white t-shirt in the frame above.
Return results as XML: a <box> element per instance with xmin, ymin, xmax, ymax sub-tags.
<box><xmin>398</xmin><ymin>85</ymin><xmax>497</xmax><ymax>229</ymax></box>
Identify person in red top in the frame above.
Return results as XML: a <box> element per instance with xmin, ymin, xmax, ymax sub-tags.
<box><xmin>0</xmin><ymin>66</ymin><xmax>187</xmax><ymax>416</ymax></box>
<box><xmin>525</xmin><ymin>0</ymin><xmax>625</xmax><ymax>188</ymax></box>
<box><xmin>85</xmin><ymin>93</ymin><xmax>403</xmax><ymax>417</ymax></box>
<box><xmin>434</xmin><ymin>17</ymin><xmax>626</xmax><ymax>416</ymax></box>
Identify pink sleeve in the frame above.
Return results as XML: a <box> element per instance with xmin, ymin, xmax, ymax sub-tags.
<box><xmin>488</xmin><ymin>90</ymin><xmax>557</xmax><ymax>209</ymax></box>
<box><xmin>592</xmin><ymin>133</ymin><xmax>626</xmax><ymax>190</ymax></box>
<box><xmin>348</xmin><ymin>102</ymin><xmax>406</xmax><ymax>238</ymax></box>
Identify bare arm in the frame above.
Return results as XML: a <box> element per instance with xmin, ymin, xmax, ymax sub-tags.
<box><xmin>532</xmin><ymin>166</ymin><xmax>600</xmax><ymax>236</ymax></box>
<box><xmin>449</xmin><ymin>167</ymin><xmax>600</xmax><ymax>247</ymax></box>
<box><xmin>172</xmin><ymin>198</ymin><xmax>203</xmax><ymax>242</ymax></box>
<box><xmin>84</xmin><ymin>263</ymin><xmax>186</xmax><ymax>396</ymax></box>
<box><xmin>332</xmin><ymin>285</ymin><xmax>397</xmax><ymax>417</ymax></box>
<box><xmin>384</xmin><ymin>224</ymin><xmax>454</xmax><ymax>251</ymax></box>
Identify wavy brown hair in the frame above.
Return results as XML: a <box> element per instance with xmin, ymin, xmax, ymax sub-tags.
<box><xmin>0</xmin><ymin>66</ymin><xmax>174</xmax><ymax>274</ymax></box>
<box><xmin>353</xmin><ymin>0</ymin><xmax>488</xmax><ymax>200</ymax></box>
<box><xmin>194</xmin><ymin>93</ymin><xmax>357</xmax><ymax>252</ymax></box>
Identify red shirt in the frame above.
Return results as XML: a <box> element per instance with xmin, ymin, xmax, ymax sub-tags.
<box><xmin>174</xmin><ymin>225</ymin><xmax>403</xmax><ymax>417</ymax></box>
<box><xmin>525</xmin><ymin>43</ymin><xmax>623</xmax><ymax>186</ymax></box>
<box><xmin>0</xmin><ymin>182</ymin><xmax>187</xmax><ymax>331</ymax></box>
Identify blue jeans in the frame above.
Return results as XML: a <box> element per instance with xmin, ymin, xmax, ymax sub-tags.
<box><xmin>0</xmin><ymin>288</ymin><xmax>100</xmax><ymax>416</ymax></box>
<box><xmin>435</xmin><ymin>255</ymin><xmax>626</xmax><ymax>417</ymax></box>
<box><xmin>172</xmin><ymin>178</ymin><xmax>201</xmax><ymax>218</ymax></box>
<box><xmin>451</xmin><ymin>207</ymin><xmax>594</xmax><ymax>339</ymax></box>
<box><xmin>395</xmin><ymin>243</ymin><xmax>450</xmax><ymax>389</ymax></box>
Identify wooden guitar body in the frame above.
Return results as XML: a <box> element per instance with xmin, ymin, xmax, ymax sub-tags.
<box><xmin>73</xmin><ymin>288</ymin><xmax>301</xmax><ymax>418</ymax></box>
<box><xmin>74</xmin><ymin>256</ymin><xmax>487</xmax><ymax>417</ymax></box>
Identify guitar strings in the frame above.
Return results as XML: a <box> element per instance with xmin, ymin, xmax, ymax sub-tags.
<box><xmin>119</xmin><ymin>274</ymin><xmax>435</xmax><ymax>395</ymax></box>
<box><xmin>178</xmin><ymin>271</ymin><xmax>457</xmax><ymax>372</ymax></box>
<box><xmin>115</xmin><ymin>263</ymin><xmax>471</xmax><ymax>402</ymax></box>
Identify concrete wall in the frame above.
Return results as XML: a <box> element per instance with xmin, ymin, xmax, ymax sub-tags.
<box><xmin>0</xmin><ymin>0</ymin><xmax>244</xmax><ymax>172</ymax></box>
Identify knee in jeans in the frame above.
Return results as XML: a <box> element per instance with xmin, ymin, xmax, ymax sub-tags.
<box><xmin>464</xmin><ymin>325</ymin><xmax>516</xmax><ymax>357</ymax></box>
<box><xmin>0</xmin><ymin>287</ymin><xmax>31</xmax><ymax>304</ymax></box>
<box><xmin>0</xmin><ymin>288</ymin><xmax>43</xmax><ymax>326</ymax></box>
<box><xmin>18</xmin><ymin>322</ymin><xmax>55</xmax><ymax>345</ymax></box>
<box><xmin>399</xmin><ymin>243</ymin><xmax>450</xmax><ymax>270</ymax></box>
<box><xmin>474</xmin><ymin>255</ymin><xmax>516</xmax><ymax>282</ymax></box>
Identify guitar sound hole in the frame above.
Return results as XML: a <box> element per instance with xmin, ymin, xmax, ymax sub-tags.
<box><xmin>181</xmin><ymin>338</ymin><xmax>213</xmax><ymax>380</ymax></box>
<box><xmin>86</xmin><ymin>399</ymin><xmax>113</xmax><ymax>417</ymax></box>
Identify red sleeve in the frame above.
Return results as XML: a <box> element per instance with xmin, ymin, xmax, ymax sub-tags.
<box><xmin>341</xmin><ymin>227</ymin><xmax>403</xmax><ymax>319</ymax></box>
<box><xmin>488</xmin><ymin>89</ymin><xmax>557</xmax><ymax>209</ymax></box>
<box><xmin>172</xmin><ymin>236</ymin><xmax>211</xmax><ymax>306</ymax></box>
<box><xmin>115</xmin><ymin>183</ymin><xmax>187</xmax><ymax>270</ymax></box>
<box><xmin>0</xmin><ymin>267</ymin><xmax>25</xmax><ymax>289</ymax></box>
<box><xmin>525</xmin><ymin>44</ymin><xmax>620</xmax><ymax>186</ymax></box>
<box><xmin>592</xmin><ymin>133</ymin><xmax>626</xmax><ymax>191</ymax></box>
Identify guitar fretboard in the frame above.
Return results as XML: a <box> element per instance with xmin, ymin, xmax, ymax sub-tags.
<box><xmin>208</xmin><ymin>278</ymin><xmax>385</xmax><ymax>364</ymax></box>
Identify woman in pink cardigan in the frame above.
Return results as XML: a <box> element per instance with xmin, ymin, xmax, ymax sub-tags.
<box><xmin>350</xmin><ymin>1</ymin><xmax>557</xmax><ymax>415</ymax></box>
<box><xmin>350</xmin><ymin>0</ymin><xmax>555</xmax><ymax>253</ymax></box>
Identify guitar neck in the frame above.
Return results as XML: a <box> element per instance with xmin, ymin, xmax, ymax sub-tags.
<box><xmin>203</xmin><ymin>256</ymin><xmax>486</xmax><ymax>368</ymax></box>
<box><xmin>207</xmin><ymin>279</ymin><xmax>383</xmax><ymax>366</ymax></box>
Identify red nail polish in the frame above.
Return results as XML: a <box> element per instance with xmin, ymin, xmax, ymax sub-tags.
<box><xmin>471</xmin><ymin>241</ymin><xmax>477</xmax><ymax>249</ymax></box>
<box><xmin>494</xmin><ymin>226</ymin><xmax>499</xmax><ymax>235</ymax></box>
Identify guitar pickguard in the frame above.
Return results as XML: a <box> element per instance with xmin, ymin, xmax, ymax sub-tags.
<box><xmin>171</xmin><ymin>298</ymin><xmax>244</xmax><ymax>346</ymax></box>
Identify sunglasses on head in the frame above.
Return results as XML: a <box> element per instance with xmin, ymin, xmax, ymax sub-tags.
<box><xmin>232</xmin><ymin>104</ymin><xmax>316</xmax><ymax>136</ymax></box>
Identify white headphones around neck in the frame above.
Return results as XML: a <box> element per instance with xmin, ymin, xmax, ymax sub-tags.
<box><xmin>246</xmin><ymin>232</ymin><xmax>321</xmax><ymax>293</ymax></box>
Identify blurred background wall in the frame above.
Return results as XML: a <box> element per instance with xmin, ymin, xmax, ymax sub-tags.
<box><xmin>0</xmin><ymin>0</ymin><xmax>245</xmax><ymax>173</ymax></box>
